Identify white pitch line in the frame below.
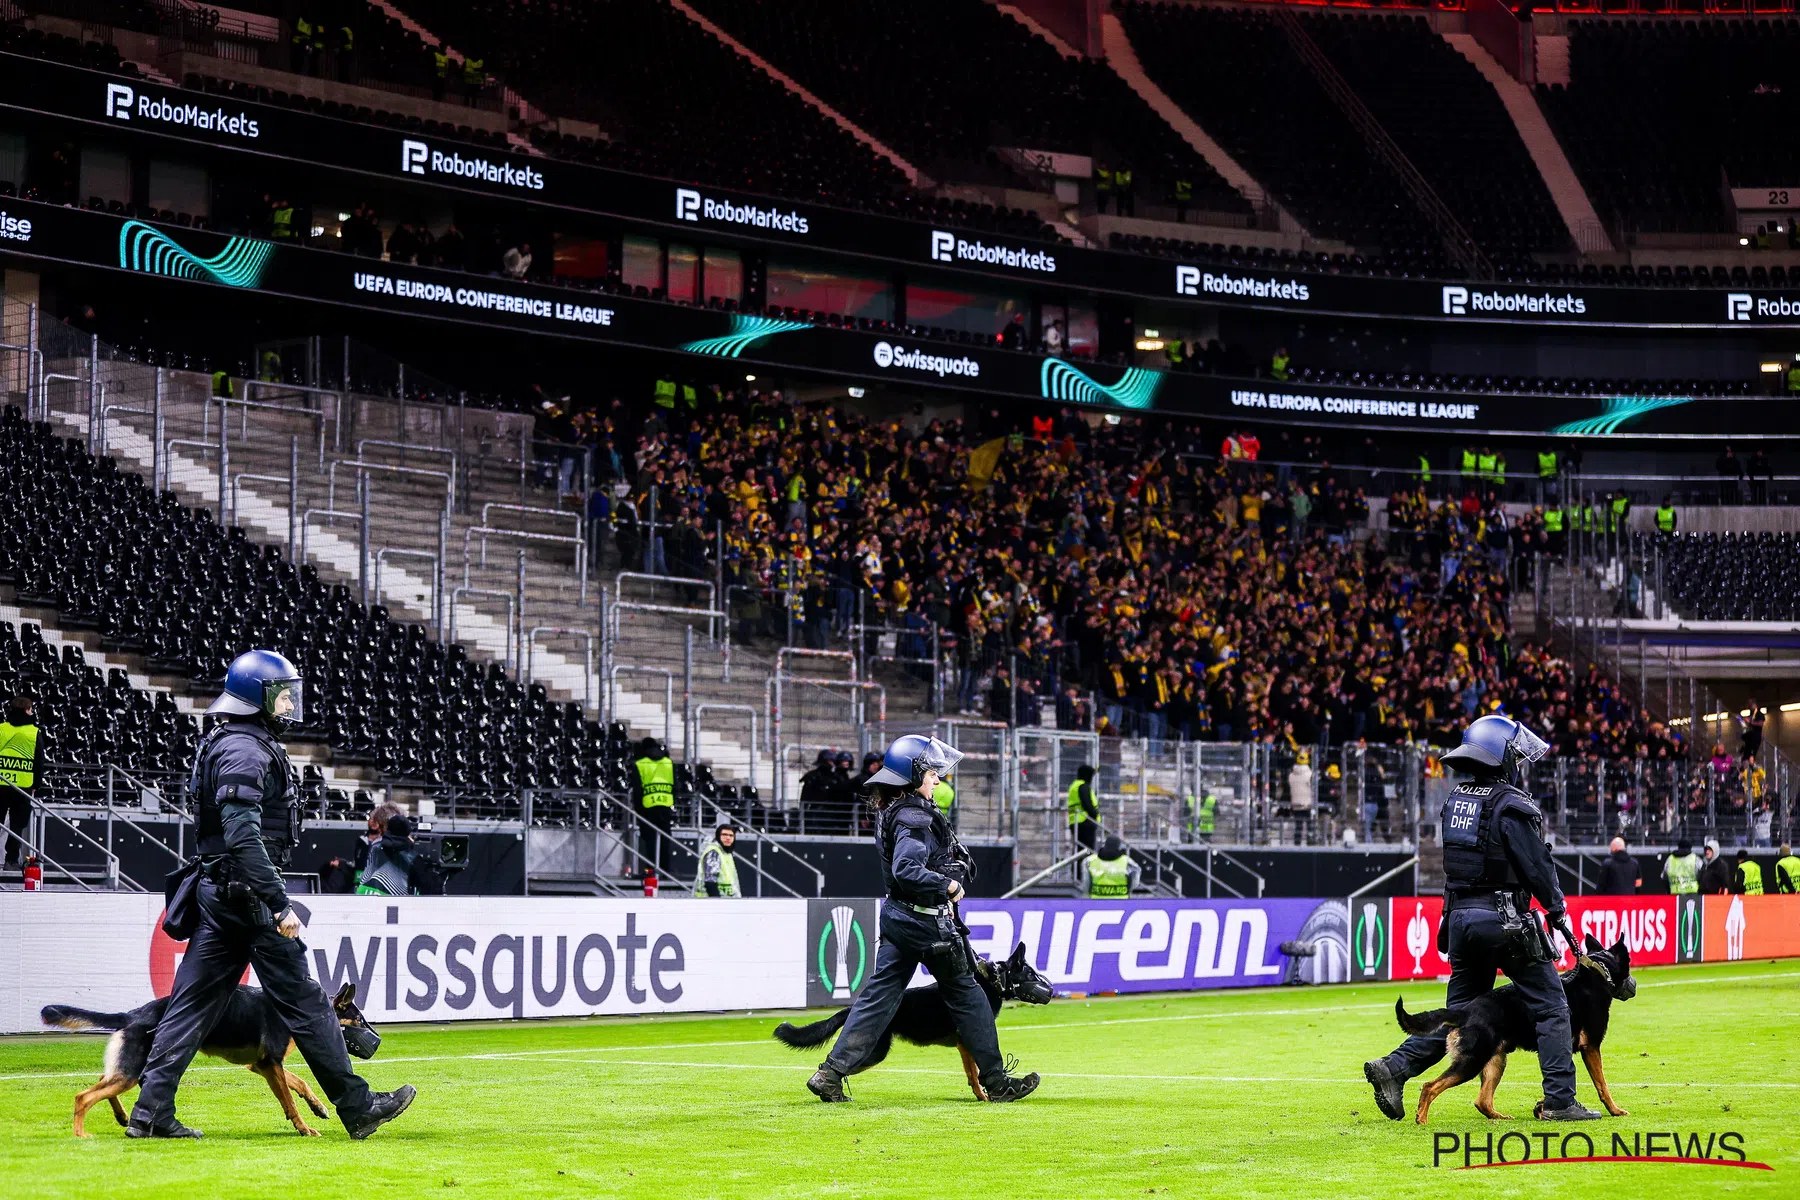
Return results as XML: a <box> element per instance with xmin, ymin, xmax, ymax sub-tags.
<box><xmin>3</xmin><ymin>967</ymin><xmax>1792</xmax><ymax>1084</ymax></box>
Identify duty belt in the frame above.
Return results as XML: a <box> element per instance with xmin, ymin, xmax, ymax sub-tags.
<box><xmin>898</xmin><ymin>900</ymin><xmax>947</xmax><ymax>916</ymax></box>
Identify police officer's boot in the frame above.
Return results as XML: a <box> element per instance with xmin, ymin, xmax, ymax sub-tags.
<box><xmin>981</xmin><ymin>1069</ymin><xmax>1041</xmax><ymax>1102</ymax></box>
<box><xmin>1363</xmin><ymin>1058</ymin><xmax>1406</xmax><ymax>1121</ymax></box>
<box><xmin>1535</xmin><ymin>1099</ymin><xmax>1604</xmax><ymax>1121</ymax></box>
<box><xmin>126</xmin><ymin>1116</ymin><xmax>203</xmax><ymax>1139</ymax></box>
<box><xmin>807</xmin><ymin>1065</ymin><xmax>849</xmax><ymax>1102</ymax></box>
<box><xmin>344</xmin><ymin>1084</ymin><xmax>417</xmax><ymax>1139</ymax></box>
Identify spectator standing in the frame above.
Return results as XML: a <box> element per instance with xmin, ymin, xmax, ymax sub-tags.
<box><xmin>502</xmin><ymin>242</ymin><xmax>533</xmax><ymax>280</ymax></box>
<box><xmin>1697</xmin><ymin>838</ymin><xmax>1732</xmax><ymax>893</ymax></box>
<box><xmin>1716</xmin><ymin>444</ymin><xmax>1743</xmax><ymax>505</ymax></box>
<box><xmin>1748</xmin><ymin>447</ymin><xmax>1771</xmax><ymax>505</ymax></box>
<box><xmin>1740</xmin><ymin>701</ymin><xmax>1766</xmax><ymax>760</ymax></box>
<box><xmin>1596</xmin><ymin>836</ymin><xmax>1641</xmax><ymax>895</ymax></box>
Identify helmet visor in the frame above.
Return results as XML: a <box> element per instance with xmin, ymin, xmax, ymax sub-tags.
<box><xmin>920</xmin><ymin>737</ymin><xmax>963</xmax><ymax>779</ymax></box>
<box><xmin>264</xmin><ymin>678</ymin><xmax>304</xmax><ymax>724</ymax></box>
<box><xmin>1510</xmin><ymin>723</ymin><xmax>1550</xmax><ymax>765</ymax></box>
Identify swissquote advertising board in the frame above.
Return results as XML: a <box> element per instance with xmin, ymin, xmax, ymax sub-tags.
<box><xmin>4</xmin><ymin>894</ymin><xmax>1796</xmax><ymax>1032</ymax></box>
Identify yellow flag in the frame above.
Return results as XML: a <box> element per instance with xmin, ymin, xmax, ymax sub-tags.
<box><xmin>965</xmin><ymin>437</ymin><xmax>1006</xmax><ymax>490</ymax></box>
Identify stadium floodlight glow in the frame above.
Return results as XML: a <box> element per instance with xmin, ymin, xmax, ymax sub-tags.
<box><xmin>847</xmin><ymin>387</ymin><xmax>865</xmax><ymax>398</ymax></box>
<box><xmin>1761</xmin><ymin>362</ymin><xmax>1784</xmax><ymax>373</ymax></box>
<box><xmin>1135</xmin><ymin>338</ymin><xmax>1165</xmax><ymax>351</ymax></box>
<box><xmin>1781</xmin><ymin>702</ymin><xmax>1800</xmax><ymax>713</ymax></box>
<box><xmin>745</xmin><ymin>374</ymin><xmax>756</xmax><ymax>381</ymax></box>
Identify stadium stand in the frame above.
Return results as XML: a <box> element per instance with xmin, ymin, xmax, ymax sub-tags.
<box><xmin>681</xmin><ymin>0</ymin><xmax>1248</xmax><ymax>219</ymax></box>
<box><xmin>1538</xmin><ymin>18</ymin><xmax>1800</xmax><ymax>236</ymax></box>
<box><xmin>1113</xmin><ymin>2</ymin><xmax>1442</xmax><ymax>265</ymax></box>
<box><xmin>1656</xmin><ymin>532</ymin><xmax>1800</xmax><ymax>623</ymax></box>
<box><xmin>1300</xmin><ymin>11</ymin><xmax>1571</xmax><ymax>261</ymax></box>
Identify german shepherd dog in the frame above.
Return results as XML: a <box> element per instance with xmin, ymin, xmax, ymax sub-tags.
<box><xmin>772</xmin><ymin>942</ymin><xmax>1054</xmax><ymax>1098</ymax></box>
<box><xmin>41</xmin><ymin>982</ymin><xmax>377</xmax><ymax>1137</ymax></box>
<box><xmin>1395</xmin><ymin>934</ymin><xmax>1638</xmax><ymax>1124</ymax></box>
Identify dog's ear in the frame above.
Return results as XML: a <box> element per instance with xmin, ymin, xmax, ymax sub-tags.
<box><xmin>1010</xmin><ymin>942</ymin><xmax>1027</xmax><ymax>968</ymax></box>
<box><xmin>1611</xmin><ymin>935</ymin><xmax>1630</xmax><ymax>964</ymax></box>
<box><xmin>334</xmin><ymin>982</ymin><xmax>357</xmax><ymax>1008</ymax></box>
<box><xmin>1583</xmin><ymin>933</ymin><xmax>1605</xmax><ymax>955</ymax></box>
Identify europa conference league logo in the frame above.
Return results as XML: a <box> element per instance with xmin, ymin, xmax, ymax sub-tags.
<box><xmin>819</xmin><ymin>905</ymin><xmax>867</xmax><ymax>1000</ymax></box>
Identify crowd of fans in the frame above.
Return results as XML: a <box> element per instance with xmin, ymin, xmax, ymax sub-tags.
<box><xmin>567</xmin><ymin>391</ymin><xmax>1688</xmax><ymax>779</ymax></box>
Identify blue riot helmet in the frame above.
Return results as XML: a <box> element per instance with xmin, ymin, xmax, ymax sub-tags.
<box><xmin>1441</xmin><ymin>714</ymin><xmax>1548</xmax><ymax>785</ymax></box>
<box><xmin>207</xmin><ymin>649</ymin><xmax>305</xmax><ymax>731</ymax></box>
<box><xmin>866</xmin><ymin>734</ymin><xmax>963</xmax><ymax>792</ymax></box>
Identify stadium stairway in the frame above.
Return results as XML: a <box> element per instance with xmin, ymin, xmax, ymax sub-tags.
<box><xmin>52</xmin><ymin>365</ymin><xmax>940</xmax><ymax>811</ymax></box>
<box><xmin>662</xmin><ymin>0</ymin><xmax>927</xmax><ymax>187</ymax></box>
<box><xmin>1442</xmin><ymin>32</ymin><xmax>1611</xmax><ymax>253</ymax></box>
<box><xmin>1099</xmin><ymin>9</ymin><xmax>1287</xmax><ymax>229</ymax></box>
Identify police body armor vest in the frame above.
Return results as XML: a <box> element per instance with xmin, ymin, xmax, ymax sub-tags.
<box><xmin>1440</xmin><ymin>779</ymin><xmax>1532</xmax><ymax>896</ymax></box>
<box><xmin>193</xmin><ymin>721</ymin><xmax>302</xmax><ymax>867</ymax></box>
<box><xmin>877</xmin><ymin>795</ymin><xmax>961</xmax><ymax>907</ymax></box>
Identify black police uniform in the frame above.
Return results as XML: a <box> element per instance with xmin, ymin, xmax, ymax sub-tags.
<box><xmin>821</xmin><ymin>795</ymin><xmax>1004</xmax><ymax>1084</ymax></box>
<box><xmin>1375</xmin><ymin>774</ymin><xmax>1579</xmax><ymax>1109</ymax></box>
<box><xmin>131</xmin><ymin>718</ymin><xmax>375</xmax><ymax>1130</ymax></box>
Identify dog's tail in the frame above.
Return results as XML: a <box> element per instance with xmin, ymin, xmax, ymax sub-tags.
<box><xmin>41</xmin><ymin>1004</ymin><xmax>131</xmax><ymax>1032</ymax></box>
<box><xmin>1394</xmin><ymin>996</ymin><xmax>1466</xmax><ymax>1035</ymax></box>
<box><xmin>771</xmin><ymin>1009</ymin><xmax>850</xmax><ymax>1049</ymax></box>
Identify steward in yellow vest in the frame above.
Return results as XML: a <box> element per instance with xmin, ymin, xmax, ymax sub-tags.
<box><xmin>1085</xmin><ymin>835</ymin><xmax>1134</xmax><ymax>898</ymax></box>
<box><xmin>1776</xmin><ymin>845</ymin><xmax>1800</xmax><ymax>894</ymax></box>
<box><xmin>0</xmin><ymin>695</ymin><xmax>40</xmax><ymax>871</ymax></box>
<box><xmin>1734</xmin><ymin>852</ymin><xmax>1763</xmax><ymax>895</ymax></box>
<box><xmin>1661</xmin><ymin>840</ymin><xmax>1698</xmax><ymax>894</ymax></box>
<box><xmin>1067</xmin><ymin>764</ymin><xmax>1098</xmax><ymax>852</ymax></box>
<box><xmin>695</xmin><ymin>821</ymin><xmax>741</xmax><ymax>897</ymax></box>
<box><xmin>632</xmin><ymin>737</ymin><xmax>675</xmax><ymax>871</ymax></box>
<box><xmin>1655</xmin><ymin>504</ymin><xmax>1676</xmax><ymax>533</ymax></box>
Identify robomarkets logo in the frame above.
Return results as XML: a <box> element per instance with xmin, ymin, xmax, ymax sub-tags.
<box><xmin>819</xmin><ymin>905</ymin><xmax>867</xmax><ymax>1000</ymax></box>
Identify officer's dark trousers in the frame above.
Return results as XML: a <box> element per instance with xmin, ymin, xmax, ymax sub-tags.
<box><xmin>824</xmin><ymin>902</ymin><xmax>1004</xmax><ymax>1084</ymax></box>
<box><xmin>132</xmin><ymin>881</ymin><xmax>372</xmax><ymax>1127</ymax></box>
<box><xmin>639</xmin><ymin>803</ymin><xmax>675</xmax><ymax>872</ymax></box>
<box><xmin>1378</xmin><ymin>906</ymin><xmax>1577</xmax><ymax>1109</ymax></box>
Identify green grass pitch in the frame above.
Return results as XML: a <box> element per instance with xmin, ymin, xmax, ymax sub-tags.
<box><xmin>1</xmin><ymin>960</ymin><xmax>1793</xmax><ymax>1198</ymax></box>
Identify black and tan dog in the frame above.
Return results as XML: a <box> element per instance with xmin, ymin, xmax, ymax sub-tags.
<box><xmin>41</xmin><ymin>982</ymin><xmax>376</xmax><ymax>1137</ymax></box>
<box><xmin>773</xmin><ymin>942</ymin><xmax>1054</xmax><ymax>1098</ymax></box>
<box><xmin>1396</xmin><ymin>934</ymin><xmax>1638</xmax><ymax>1124</ymax></box>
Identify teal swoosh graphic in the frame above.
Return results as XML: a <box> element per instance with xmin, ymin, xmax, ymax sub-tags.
<box><xmin>1550</xmin><ymin>395</ymin><xmax>1695</xmax><ymax>436</ymax></box>
<box><xmin>117</xmin><ymin>220</ymin><xmax>274</xmax><ymax>289</ymax></box>
<box><xmin>1040</xmin><ymin>359</ymin><xmax>1161</xmax><ymax>410</ymax></box>
<box><xmin>680</xmin><ymin>314</ymin><xmax>812</xmax><ymax>358</ymax></box>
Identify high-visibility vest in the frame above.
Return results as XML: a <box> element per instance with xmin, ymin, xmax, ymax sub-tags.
<box><xmin>1543</xmin><ymin>508</ymin><xmax>1564</xmax><ymax>533</ymax></box>
<box><xmin>1086</xmin><ymin>853</ymin><xmax>1131</xmax><ymax>897</ymax></box>
<box><xmin>1537</xmin><ymin>450</ymin><xmax>1557</xmax><ymax>478</ymax></box>
<box><xmin>693</xmin><ymin>840</ymin><xmax>740</xmax><ymax>898</ymax></box>
<box><xmin>1416</xmin><ymin>454</ymin><xmax>1431</xmax><ymax>484</ymax></box>
<box><xmin>1067</xmin><ymin>778</ymin><xmax>1092</xmax><ymax>825</ymax></box>
<box><xmin>1739</xmin><ymin>861</ymin><xmax>1764</xmax><ymax>895</ymax></box>
<box><xmin>931</xmin><ymin>781</ymin><xmax>954</xmax><ymax>815</ymax></box>
<box><xmin>259</xmin><ymin>350</ymin><xmax>281</xmax><ymax>381</ymax></box>
<box><xmin>653</xmin><ymin>379</ymin><xmax>677</xmax><ymax>409</ymax></box>
<box><xmin>1193</xmin><ymin>792</ymin><xmax>1216</xmax><ymax>835</ymax></box>
<box><xmin>1270</xmin><ymin>352</ymin><xmax>1289</xmax><ymax>381</ymax></box>
<box><xmin>1611</xmin><ymin>495</ymin><xmax>1629</xmax><ymax>528</ymax></box>
<box><xmin>1093</xmin><ymin>167</ymin><xmax>1113</xmax><ymax>194</ymax></box>
<box><xmin>271</xmin><ymin>205</ymin><xmax>294</xmax><ymax>238</ymax></box>
<box><xmin>338</xmin><ymin>25</ymin><xmax>354</xmax><ymax>50</ymax></box>
<box><xmin>1655</xmin><ymin>506</ymin><xmax>1676</xmax><ymax>533</ymax></box>
<box><xmin>1477</xmin><ymin>452</ymin><xmax>1497</xmax><ymax>480</ymax></box>
<box><xmin>212</xmin><ymin>370</ymin><xmax>234</xmax><ymax>398</ymax></box>
<box><xmin>681</xmin><ymin>383</ymin><xmax>698</xmax><ymax>409</ymax></box>
<box><xmin>1787</xmin><ymin>365</ymin><xmax>1800</xmax><ymax>394</ymax></box>
<box><xmin>292</xmin><ymin>17</ymin><xmax>313</xmax><ymax>46</ymax></box>
<box><xmin>433</xmin><ymin>50</ymin><xmax>450</xmax><ymax>78</ymax></box>
<box><xmin>462</xmin><ymin>56</ymin><xmax>484</xmax><ymax>84</ymax></box>
<box><xmin>1114</xmin><ymin>169</ymin><xmax>1133</xmax><ymax>191</ymax></box>
<box><xmin>1664</xmin><ymin>852</ymin><xmax>1698</xmax><ymax>894</ymax></box>
<box><xmin>635</xmin><ymin>756</ymin><xmax>674</xmax><ymax>808</ymax></box>
<box><xmin>0</xmin><ymin>721</ymin><xmax>37</xmax><ymax>789</ymax></box>
<box><xmin>1174</xmin><ymin>179</ymin><xmax>1193</xmax><ymax>202</ymax></box>
<box><xmin>1581</xmin><ymin>505</ymin><xmax>1596</xmax><ymax>532</ymax></box>
<box><xmin>1776</xmin><ymin>855</ymin><xmax>1800</xmax><ymax>894</ymax></box>
<box><xmin>1461</xmin><ymin>448</ymin><xmax>1477</xmax><ymax>472</ymax></box>
<box><xmin>1165</xmin><ymin>339</ymin><xmax>1184</xmax><ymax>367</ymax></box>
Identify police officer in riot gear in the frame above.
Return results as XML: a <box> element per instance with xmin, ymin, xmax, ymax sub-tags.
<box><xmin>807</xmin><ymin>734</ymin><xmax>1039</xmax><ymax>1104</ymax></box>
<box><xmin>128</xmin><ymin>650</ymin><xmax>416</xmax><ymax>1139</ymax></box>
<box><xmin>1364</xmin><ymin>715</ymin><xmax>1602</xmax><ymax>1122</ymax></box>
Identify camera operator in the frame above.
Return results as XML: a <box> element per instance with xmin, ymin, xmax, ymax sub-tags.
<box><xmin>355</xmin><ymin>813</ymin><xmax>448</xmax><ymax>897</ymax></box>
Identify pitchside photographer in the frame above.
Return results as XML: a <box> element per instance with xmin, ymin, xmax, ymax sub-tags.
<box><xmin>805</xmin><ymin>734</ymin><xmax>1039</xmax><ymax>1104</ymax></box>
<box><xmin>355</xmin><ymin>813</ymin><xmax>454</xmax><ymax>897</ymax></box>
<box><xmin>1364</xmin><ymin>714</ymin><xmax>1603</xmax><ymax>1123</ymax></box>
